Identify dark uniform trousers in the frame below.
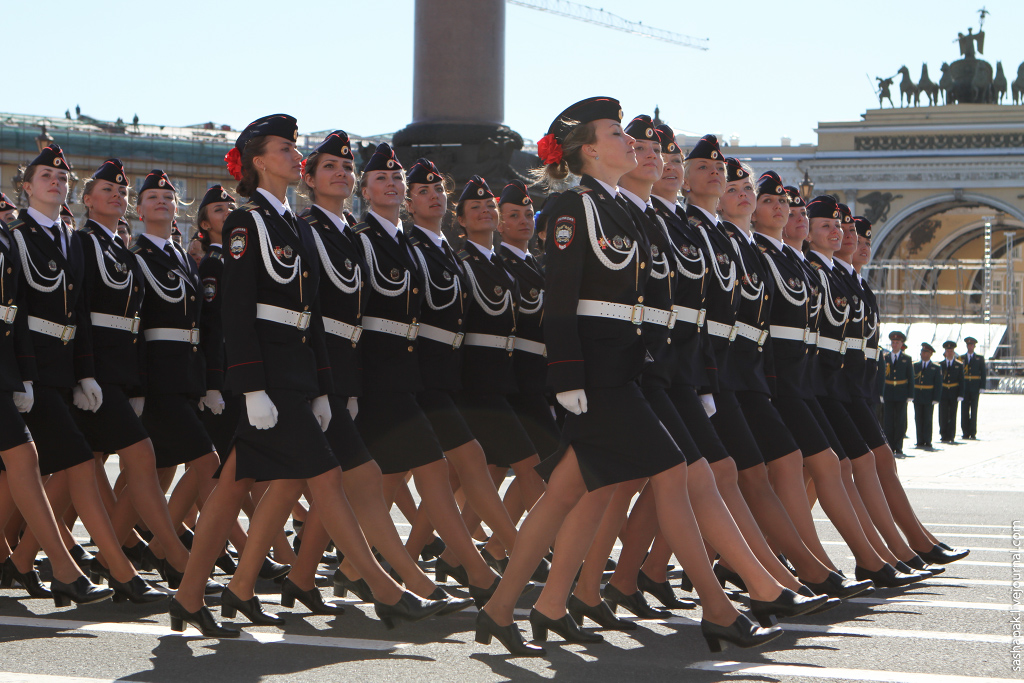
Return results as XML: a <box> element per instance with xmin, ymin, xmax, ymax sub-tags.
<box><xmin>938</xmin><ymin>358</ymin><xmax>964</xmax><ymax>442</ymax></box>
<box><xmin>912</xmin><ymin>360</ymin><xmax>942</xmax><ymax>447</ymax></box>
<box><xmin>881</xmin><ymin>350</ymin><xmax>915</xmax><ymax>454</ymax></box>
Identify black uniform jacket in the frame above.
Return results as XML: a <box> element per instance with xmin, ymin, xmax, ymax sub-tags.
<box><xmin>544</xmin><ymin>175</ymin><xmax>652</xmax><ymax>394</ymax></box>
<box><xmin>754</xmin><ymin>233</ymin><xmax>813</xmax><ymax>399</ymax></box>
<box><xmin>304</xmin><ymin>206</ymin><xmax>368</xmax><ymax>398</ymax></box>
<box><xmin>685</xmin><ymin>205</ymin><xmax>738</xmax><ymax>394</ymax></box>
<box><xmin>405</xmin><ymin>225</ymin><xmax>466</xmax><ymax>394</ymax></box>
<box><xmin>131</xmin><ymin>234</ymin><xmax>205</xmax><ymax>397</ymax></box>
<box><xmin>353</xmin><ymin>213</ymin><xmax>425</xmax><ymax>393</ymax></box>
<box><xmin>499</xmin><ymin>244</ymin><xmax>547</xmax><ymax>396</ymax></box>
<box><xmin>460</xmin><ymin>242</ymin><xmax>519</xmax><ymax>395</ymax></box>
<box><xmin>76</xmin><ymin>220</ymin><xmax>145</xmax><ymax>388</ymax></box>
<box><xmin>722</xmin><ymin>223</ymin><xmax>774</xmax><ymax>396</ymax></box>
<box><xmin>221</xmin><ymin>193</ymin><xmax>332</xmax><ymax>399</ymax></box>
<box><xmin>914</xmin><ymin>360</ymin><xmax>942</xmax><ymax>403</ymax></box>
<box><xmin>860</xmin><ymin>276</ymin><xmax>881</xmax><ymax>401</ymax></box>
<box><xmin>650</xmin><ymin>197</ymin><xmax>714</xmax><ymax>391</ymax></box>
<box><xmin>198</xmin><ymin>245</ymin><xmax>225</xmax><ymax>392</ymax></box>
<box><xmin>0</xmin><ymin>220</ymin><xmax>37</xmax><ymax>392</ymax></box>
<box><xmin>806</xmin><ymin>252</ymin><xmax>853</xmax><ymax>402</ymax></box>
<box><xmin>833</xmin><ymin>261</ymin><xmax>869</xmax><ymax>399</ymax></box>
<box><xmin>9</xmin><ymin>209</ymin><xmax>93</xmax><ymax>388</ymax></box>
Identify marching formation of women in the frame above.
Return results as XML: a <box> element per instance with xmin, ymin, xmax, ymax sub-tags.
<box><xmin>0</xmin><ymin>99</ymin><xmax>970</xmax><ymax>657</ymax></box>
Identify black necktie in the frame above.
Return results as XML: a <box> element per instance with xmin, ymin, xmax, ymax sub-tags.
<box><xmin>164</xmin><ymin>243</ymin><xmax>182</xmax><ymax>270</ymax></box>
<box><xmin>282</xmin><ymin>210</ymin><xmax>297</xmax><ymax>236</ymax></box>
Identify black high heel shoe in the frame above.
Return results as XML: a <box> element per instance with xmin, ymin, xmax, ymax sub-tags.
<box><xmin>468</xmin><ymin>577</ymin><xmax>500</xmax><ymax>608</ymax></box>
<box><xmin>332</xmin><ymin>568</ymin><xmax>373</xmax><ymax>602</ymax></box>
<box><xmin>529</xmin><ymin>608</ymin><xmax>603</xmax><ymax>643</ymax></box>
<box><xmin>420</xmin><ymin>536</ymin><xmax>446</xmax><ymax>562</ymax></box>
<box><xmin>258</xmin><ymin>557</ymin><xmax>291</xmax><ymax>581</ymax></box>
<box><xmin>110</xmin><ymin>575</ymin><xmax>167</xmax><ymax>604</ymax></box>
<box><xmin>481</xmin><ymin>548</ymin><xmax>509</xmax><ymax>575</ymax></box>
<box><xmin>281</xmin><ymin>577</ymin><xmax>344</xmax><ymax>615</ymax></box>
<box><xmin>215</xmin><ymin>553</ymin><xmax>237</xmax><ymax>575</ymax></box>
<box><xmin>915</xmin><ymin>543</ymin><xmax>968</xmax><ymax>565</ymax></box>
<box><xmin>374</xmin><ymin>590</ymin><xmax>447</xmax><ymax>629</ymax></box>
<box><xmin>713</xmin><ymin>562</ymin><xmax>748</xmax><ymax>592</ymax></box>
<box><xmin>749</xmin><ymin>588</ymin><xmax>828</xmax><ymax>627</ymax></box>
<box><xmin>68</xmin><ymin>544</ymin><xmax>95</xmax><ymax>571</ymax></box>
<box><xmin>894</xmin><ymin>560</ymin><xmax>933</xmax><ymax>580</ymax></box>
<box><xmin>159</xmin><ymin>560</ymin><xmax>223</xmax><ymax>595</ymax></box>
<box><xmin>122</xmin><ymin>542</ymin><xmax>148</xmax><ymax>570</ymax></box>
<box><xmin>220</xmin><ymin>587</ymin><xmax>285</xmax><ymax>626</ymax></box>
<box><xmin>140</xmin><ymin>544</ymin><xmax>161</xmax><ymax>572</ymax></box>
<box><xmin>1</xmin><ymin>557</ymin><xmax>51</xmax><ymax>598</ymax></box>
<box><xmin>566</xmin><ymin>595</ymin><xmax>637</xmax><ymax>631</ymax></box>
<box><xmin>169</xmin><ymin>598</ymin><xmax>239</xmax><ymax>638</ymax></box>
<box><xmin>796</xmin><ymin>585</ymin><xmax>841</xmax><ymax>615</ymax></box>
<box><xmin>51</xmin><ymin>576</ymin><xmax>113</xmax><ymax>607</ymax></box>
<box><xmin>434</xmin><ymin>557</ymin><xmax>469</xmax><ymax>586</ymax></box>
<box><xmin>854</xmin><ymin>562</ymin><xmax>926</xmax><ymax>588</ymax></box>
<box><xmin>602</xmin><ymin>583</ymin><xmax>670</xmax><ymax>619</ymax></box>
<box><xmin>679</xmin><ymin>570</ymin><xmax>693</xmax><ymax>593</ymax></box>
<box><xmin>178</xmin><ymin>527</ymin><xmax>195</xmax><ymax>550</ymax></box>
<box><xmin>903</xmin><ymin>555</ymin><xmax>944</xmax><ymax>576</ymax></box>
<box><xmin>701</xmin><ymin>613</ymin><xmax>781</xmax><ymax>653</ymax></box>
<box><xmin>428</xmin><ymin>587</ymin><xmax>475</xmax><ymax>615</ymax></box>
<box><xmin>776</xmin><ymin>553</ymin><xmax>798</xmax><ymax>577</ymax></box>
<box><xmin>531</xmin><ymin>557</ymin><xmax>551</xmax><ymax>583</ymax></box>
<box><xmin>638</xmin><ymin>571</ymin><xmax>695</xmax><ymax>609</ymax></box>
<box><xmin>475</xmin><ymin>609</ymin><xmax>545</xmax><ymax>656</ymax></box>
<box><xmin>87</xmin><ymin>557</ymin><xmax>112</xmax><ymax>584</ymax></box>
<box><xmin>804</xmin><ymin>570</ymin><xmax>874</xmax><ymax>599</ymax></box>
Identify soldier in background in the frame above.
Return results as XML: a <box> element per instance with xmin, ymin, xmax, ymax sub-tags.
<box><xmin>960</xmin><ymin>336</ymin><xmax>986</xmax><ymax>439</ymax></box>
<box><xmin>881</xmin><ymin>330</ymin><xmax>915</xmax><ymax>456</ymax></box>
<box><xmin>938</xmin><ymin>341</ymin><xmax>964</xmax><ymax>444</ymax></box>
<box><xmin>912</xmin><ymin>343</ymin><xmax>942</xmax><ymax>451</ymax></box>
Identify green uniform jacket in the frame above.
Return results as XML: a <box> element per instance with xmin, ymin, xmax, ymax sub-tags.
<box><xmin>940</xmin><ymin>357</ymin><xmax>966</xmax><ymax>398</ymax></box>
<box><xmin>913</xmin><ymin>360</ymin><xmax>942</xmax><ymax>403</ymax></box>
<box><xmin>960</xmin><ymin>352</ymin><xmax>986</xmax><ymax>397</ymax></box>
<box><xmin>882</xmin><ymin>350</ymin><xmax>915</xmax><ymax>401</ymax></box>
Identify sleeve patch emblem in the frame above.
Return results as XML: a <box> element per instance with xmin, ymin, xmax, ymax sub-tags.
<box><xmin>229</xmin><ymin>227</ymin><xmax>247</xmax><ymax>259</ymax></box>
<box><xmin>554</xmin><ymin>216</ymin><xmax>575</xmax><ymax>250</ymax></box>
<box><xmin>203</xmin><ymin>277</ymin><xmax>218</xmax><ymax>302</ymax></box>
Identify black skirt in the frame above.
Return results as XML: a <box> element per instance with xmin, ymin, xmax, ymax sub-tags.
<box><xmin>231</xmin><ymin>389</ymin><xmax>338</xmax><ymax>481</ymax></box>
<box><xmin>74</xmin><ymin>384</ymin><xmax>149</xmax><ymax>455</ymax></box>
<box><xmin>356</xmin><ymin>390</ymin><xmax>444</xmax><ymax>475</ymax></box>
<box><xmin>774</xmin><ymin>396</ymin><xmax>832</xmax><ymax>458</ymax></box>
<box><xmin>199</xmin><ymin>394</ymin><xmax>243</xmax><ymax>460</ymax></box>
<box><xmin>417</xmin><ymin>389</ymin><xmax>475</xmax><ymax>452</ymax></box>
<box><xmin>21</xmin><ymin>386</ymin><xmax>93</xmax><ymax>476</ymax></box>
<box><xmin>325</xmin><ymin>395</ymin><xmax>374</xmax><ymax>472</ymax></box>
<box><xmin>641</xmin><ymin>384</ymin><xmax>703</xmax><ymax>465</ymax></box>
<box><xmin>507</xmin><ymin>392</ymin><xmax>560</xmax><ymax>461</ymax></box>
<box><xmin>844</xmin><ymin>399</ymin><xmax>888</xmax><ymax>450</ymax></box>
<box><xmin>667</xmin><ymin>384</ymin><xmax>731</xmax><ymax>464</ymax></box>
<box><xmin>806</xmin><ymin>397</ymin><xmax>847</xmax><ymax>459</ymax></box>
<box><xmin>709</xmin><ymin>390</ymin><xmax>765</xmax><ymax>471</ymax></box>
<box><xmin>736</xmin><ymin>391</ymin><xmax>799</xmax><ymax>463</ymax></box>
<box><xmin>457</xmin><ymin>392</ymin><xmax>537</xmax><ymax>468</ymax></box>
<box><xmin>0</xmin><ymin>394</ymin><xmax>32</xmax><ymax>456</ymax></box>
<box><xmin>535</xmin><ymin>381</ymin><xmax>684</xmax><ymax>492</ymax></box>
<box><xmin>817</xmin><ymin>396</ymin><xmax>870</xmax><ymax>460</ymax></box>
<box><xmin>142</xmin><ymin>394</ymin><xmax>216</xmax><ymax>468</ymax></box>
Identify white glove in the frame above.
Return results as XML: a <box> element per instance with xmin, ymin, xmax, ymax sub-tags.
<box><xmin>979</xmin><ymin>389</ymin><xmax>985</xmax><ymax>394</ymax></box>
<box><xmin>932</xmin><ymin>400</ymin><xmax>938</xmax><ymax>405</ymax></box>
<box><xmin>201</xmin><ymin>389</ymin><xmax>225</xmax><ymax>415</ymax></box>
<box><xmin>880</xmin><ymin>396</ymin><xmax>885</xmax><ymax>404</ymax></box>
<box><xmin>906</xmin><ymin>398</ymin><xmax>912</xmax><ymax>403</ymax></box>
<box><xmin>556</xmin><ymin>389</ymin><xmax>588</xmax><ymax>415</ymax></box>
<box><xmin>699</xmin><ymin>393</ymin><xmax>717</xmax><ymax>417</ymax></box>
<box><xmin>130</xmin><ymin>397</ymin><xmax>145</xmax><ymax>416</ymax></box>
<box><xmin>957</xmin><ymin>396</ymin><xmax>963</xmax><ymax>402</ymax></box>
<box><xmin>245</xmin><ymin>390</ymin><xmax>279</xmax><ymax>430</ymax></box>
<box><xmin>13</xmin><ymin>381</ymin><xmax>33</xmax><ymax>413</ymax></box>
<box><xmin>77</xmin><ymin>378</ymin><xmax>103</xmax><ymax>412</ymax></box>
<box><xmin>347</xmin><ymin>396</ymin><xmax>358</xmax><ymax>420</ymax></box>
<box><xmin>311</xmin><ymin>395</ymin><xmax>332</xmax><ymax>432</ymax></box>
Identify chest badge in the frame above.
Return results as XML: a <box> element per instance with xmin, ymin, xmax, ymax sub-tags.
<box><xmin>529</xmin><ymin>288</ymin><xmax>539</xmax><ymax>298</ymax></box>
<box><xmin>493</xmin><ymin>285</ymin><xmax>503</xmax><ymax>296</ymax></box>
<box><xmin>651</xmin><ymin>244</ymin><xmax>660</xmax><ymax>258</ymax></box>
<box><xmin>612</xmin><ymin>235</ymin><xmax>624</xmax><ymax>249</ymax></box>
<box><xmin>390</xmin><ymin>268</ymin><xmax>400</xmax><ymax>280</ymax></box>
<box><xmin>443</xmin><ymin>271</ymin><xmax>452</xmax><ymax>281</ymax></box>
<box><xmin>344</xmin><ymin>259</ymin><xmax>353</xmax><ymax>271</ymax></box>
<box><xmin>48</xmin><ymin>260</ymin><xmax>57</xmax><ymax>272</ymax></box>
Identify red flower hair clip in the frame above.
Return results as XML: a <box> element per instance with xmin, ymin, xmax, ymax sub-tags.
<box><xmin>537</xmin><ymin>134</ymin><xmax>563</xmax><ymax>166</ymax></box>
<box><xmin>225</xmin><ymin>147</ymin><xmax>242</xmax><ymax>181</ymax></box>
<box><xmin>300</xmin><ymin>157</ymin><xmax>307</xmax><ymax>176</ymax></box>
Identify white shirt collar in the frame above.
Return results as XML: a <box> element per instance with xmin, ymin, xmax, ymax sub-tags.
<box><xmin>414</xmin><ymin>225</ymin><xmax>445</xmax><ymax>249</ymax></box>
<box><xmin>692</xmin><ymin>204</ymin><xmax>720</xmax><ymax>226</ymax></box>
<box><xmin>651</xmin><ymin>194</ymin><xmax>679</xmax><ymax>213</ymax></box>
<box><xmin>257</xmin><ymin>188</ymin><xmax>291</xmax><ymax>217</ymax></box>
<box><xmin>501</xmin><ymin>243</ymin><xmax>530</xmax><ymax>260</ymax></box>
<box><xmin>617</xmin><ymin>187</ymin><xmax>650</xmax><ymax>213</ymax></box>
<box><xmin>86</xmin><ymin>218</ymin><xmax>117</xmax><ymax>242</ymax></box>
<box><xmin>140</xmin><ymin>233</ymin><xmax>173</xmax><ymax>251</ymax></box>
<box><xmin>314</xmin><ymin>204</ymin><xmax>347</xmax><ymax>233</ymax></box>
<box><xmin>834</xmin><ymin>257</ymin><xmax>855</xmax><ymax>275</ymax></box>
<box><xmin>210</xmin><ymin>243</ymin><xmax>222</xmax><ymax>248</ymax></box>
<box><xmin>810</xmin><ymin>250</ymin><xmax>834</xmax><ymax>269</ymax></box>
<box><xmin>757</xmin><ymin>232</ymin><xmax>786</xmax><ymax>252</ymax></box>
<box><xmin>592</xmin><ymin>177</ymin><xmax>618</xmax><ymax>198</ymax></box>
<box><xmin>368</xmin><ymin>210</ymin><xmax>401</xmax><ymax>241</ymax></box>
<box><xmin>27</xmin><ymin>206</ymin><xmax>58</xmax><ymax>229</ymax></box>
<box><xmin>467</xmin><ymin>240</ymin><xmax>494</xmax><ymax>261</ymax></box>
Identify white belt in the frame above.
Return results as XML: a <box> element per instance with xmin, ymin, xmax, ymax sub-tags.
<box><xmin>91</xmin><ymin>312</ymin><xmax>141</xmax><ymax>335</ymax></box>
<box><xmin>872</xmin><ymin>347</ymin><xmax>884</xmax><ymax>361</ymax></box>
<box><xmin>28</xmin><ymin>316</ymin><xmax>76</xmax><ymax>343</ymax></box>
<box><xmin>817</xmin><ymin>336</ymin><xmax>847</xmax><ymax>354</ymax></box>
<box><xmin>707</xmin><ymin>320</ymin><xmax>735</xmax><ymax>340</ymax></box>
<box><xmin>465</xmin><ymin>332</ymin><xmax>516</xmax><ymax>352</ymax></box>
<box><xmin>844</xmin><ymin>337</ymin><xmax>866</xmax><ymax>352</ymax></box>
<box><xmin>322</xmin><ymin>316</ymin><xmax>362</xmax><ymax>343</ymax></box>
<box><xmin>0</xmin><ymin>304</ymin><xmax>18</xmax><ymax>325</ymax></box>
<box><xmin>515</xmin><ymin>338</ymin><xmax>547</xmax><ymax>357</ymax></box>
<box><xmin>418</xmin><ymin>323</ymin><xmax>463</xmax><ymax>349</ymax></box>
<box><xmin>672</xmin><ymin>305</ymin><xmax>706</xmax><ymax>328</ymax></box>
<box><xmin>770</xmin><ymin>325</ymin><xmax>809</xmax><ymax>343</ymax></box>
<box><xmin>734</xmin><ymin>321</ymin><xmax>769</xmax><ymax>346</ymax></box>
<box><xmin>144</xmin><ymin>327</ymin><xmax>200</xmax><ymax>344</ymax></box>
<box><xmin>256</xmin><ymin>303</ymin><xmax>311</xmax><ymax>331</ymax></box>
<box><xmin>363</xmin><ymin>316</ymin><xmax>420</xmax><ymax>340</ymax></box>
<box><xmin>577</xmin><ymin>300</ymin><xmax>647</xmax><ymax>325</ymax></box>
<box><xmin>807</xmin><ymin>331</ymin><xmax>818</xmax><ymax>345</ymax></box>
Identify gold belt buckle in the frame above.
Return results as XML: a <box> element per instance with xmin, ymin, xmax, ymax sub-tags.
<box><xmin>728</xmin><ymin>325</ymin><xmax>739</xmax><ymax>342</ymax></box>
<box><xmin>630</xmin><ymin>304</ymin><xmax>645</xmax><ymax>325</ymax></box>
<box><xmin>406</xmin><ymin>322</ymin><xmax>420</xmax><ymax>341</ymax></box>
<box><xmin>189</xmin><ymin>329</ymin><xmax>201</xmax><ymax>345</ymax></box>
<box><xmin>666</xmin><ymin>309</ymin><xmax>677</xmax><ymax>329</ymax></box>
<box><xmin>839</xmin><ymin>340</ymin><xmax>848</xmax><ymax>354</ymax></box>
<box><xmin>696</xmin><ymin>309</ymin><xmax>706</xmax><ymax>328</ymax></box>
<box><xmin>452</xmin><ymin>331</ymin><xmax>464</xmax><ymax>349</ymax></box>
<box><xmin>350</xmin><ymin>326</ymin><xmax>363</xmax><ymax>344</ymax></box>
<box><xmin>1</xmin><ymin>305</ymin><xmax>17</xmax><ymax>324</ymax></box>
<box><xmin>505</xmin><ymin>335</ymin><xmax>516</xmax><ymax>352</ymax></box>
<box><xmin>61</xmin><ymin>324</ymin><xmax>76</xmax><ymax>344</ymax></box>
<box><xmin>757</xmin><ymin>329</ymin><xmax>769</xmax><ymax>346</ymax></box>
<box><xmin>296</xmin><ymin>311</ymin><xmax>312</xmax><ymax>331</ymax></box>
<box><xmin>130</xmin><ymin>316</ymin><xmax>141</xmax><ymax>335</ymax></box>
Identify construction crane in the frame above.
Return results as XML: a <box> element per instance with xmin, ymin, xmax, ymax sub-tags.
<box><xmin>507</xmin><ymin>0</ymin><xmax>709</xmax><ymax>50</ymax></box>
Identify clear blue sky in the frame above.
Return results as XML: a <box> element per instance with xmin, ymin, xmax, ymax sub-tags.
<box><xmin>5</xmin><ymin>1</ymin><xmax>1022</xmax><ymax>146</ymax></box>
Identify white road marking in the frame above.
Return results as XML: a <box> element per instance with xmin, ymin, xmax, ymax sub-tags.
<box><xmin>848</xmin><ymin>596</ymin><xmax>1013</xmax><ymax>611</ymax></box>
<box><xmin>821</xmin><ymin>540</ymin><xmax>1016</xmax><ymax>552</ymax></box>
<box><xmin>0</xmin><ymin>675</ymin><xmax>118</xmax><ymax>683</ymax></box>
<box><xmin>814</xmin><ymin>519</ymin><xmax>1011</xmax><ymax>530</ymax></box>
<box><xmin>689</xmin><ymin>660</ymin><xmax>1019</xmax><ymax>682</ymax></box>
<box><xmin>842</xmin><ymin>556</ymin><xmax>1013</xmax><ymax>567</ymax></box>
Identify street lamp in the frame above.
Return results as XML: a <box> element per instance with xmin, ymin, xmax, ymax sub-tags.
<box><xmin>799</xmin><ymin>170</ymin><xmax>814</xmax><ymax>202</ymax></box>
<box><xmin>35</xmin><ymin>124</ymin><xmax>53</xmax><ymax>152</ymax></box>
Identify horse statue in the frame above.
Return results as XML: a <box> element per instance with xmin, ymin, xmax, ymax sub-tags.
<box><xmin>897</xmin><ymin>66</ymin><xmax>919</xmax><ymax>106</ymax></box>
<box><xmin>1013</xmin><ymin>61</ymin><xmax>1024</xmax><ymax>105</ymax></box>
<box><xmin>993</xmin><ymin>61</ymin><xmax>1008</xmax><ymax>104</ymax></box>
<box><xmin>939</xmin><ymin>63</ymin><xmax>953</xmax><ymax>104</ymax></box>
<box><xmin>941</xmin><ymin>59</ymin><xmax>994</xmax><ymax>104</ymax></box>
<box><xmin>917</xmin><ymin>63</ymin><xmax>940</xmax><ymax>106</ymax></box>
